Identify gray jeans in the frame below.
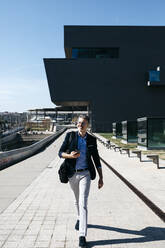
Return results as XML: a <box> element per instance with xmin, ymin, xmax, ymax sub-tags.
<box><xmin>69</xmin><ymin>170</ymin><xmax>91</xmax><ymax>237</ymax></box>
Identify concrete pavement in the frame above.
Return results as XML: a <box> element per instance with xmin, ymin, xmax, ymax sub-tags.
<box><xmin>0</xmin><ymin>134</ymin><xmax>63</xmax><ymax>213</ymax></box>
<box><xmin>0</xmin><ymin>130</ymin><xmax>164</xmax><ymax>247</ymax></box>
<box><xmin>94</xmin><ymin>133</ymin><xmax>165</xmax><ymax>213</ymax></box>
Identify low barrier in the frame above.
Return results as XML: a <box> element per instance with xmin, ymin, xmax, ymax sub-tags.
<box><xmin>1</xmin><ymin>127</ymin><xmax>24</xmax><ymax>149</ymax></box>
<box><xmin>0</xmin><ymin>128</ymin><xmax>67</xmax><ymax>170</ymax></box>
<box><xmin>1</xmin><ymin>132</ymin><xmax>19</xmax><ymax>146</ymax></box>
<box><xmin>2</xmin><ymin>127</ymin><xmax>24</xmax><ymax>138</ymax></box>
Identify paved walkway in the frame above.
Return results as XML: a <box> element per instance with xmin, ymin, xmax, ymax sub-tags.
<box><xmin>0</xmin><ymin>131</ymin><xmax>164</xmax><ymax>247</ymax></box>
<box><xmin>0</xmin><ymin>133</ymin><xmax>63</xmax><ymax>213</ymax></box>
<box><xmin>94</xmin><ymin>133</ymin><xmax>165</xmax><ymax>212</ymax></box>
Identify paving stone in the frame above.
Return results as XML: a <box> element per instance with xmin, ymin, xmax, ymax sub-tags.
<box><xmin>3</xmin><ymin>241</ymin><xmax>18</xmax><ymax>248</ymax></box>
<box><xmin>0</xmin><ymin>131</ymin><xmax>164</xmax><ymax>248</ymax></box>
<box><xmin>0</xmin><ymin>235</ymin><xmax>8</xmax><ymax>241</ymax></box>
<box><xmin>7</xmin><ymin>235</ymin><xmax>23</xmax><ymax>242</ymax></box>
<box><xmin>0</xmin><ymin>241</ymin><xmax>5</xmax><ymax>247</ymax></box>
<box><xmin>34</xmin><ymin>241</ymin><xmax>50</xmax><ymax>247</ymax></box>
<box><xmin>17</xmin><ymin>239</ymin><xmax>35</xmax><ymax>248</ymax></box>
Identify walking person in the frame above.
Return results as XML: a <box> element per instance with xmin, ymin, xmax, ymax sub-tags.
<box><xmin>58</xmin><ymin>115</ymin><xmax>103</xmax><ymax>247</ymax></box>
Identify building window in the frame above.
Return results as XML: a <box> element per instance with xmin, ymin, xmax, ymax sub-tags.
<box><xmin>72</xmin><ymin>48</ymin><xmax>119</xmax><ymax>59</ymax></box>
<box><xmin>149</xmin><ymin>70</ymin><xmax>160</xmax><ymax>82</ymax></box>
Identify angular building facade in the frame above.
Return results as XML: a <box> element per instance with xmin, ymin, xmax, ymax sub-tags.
<box><xmin>44</xmin><ymin>25</ymin><xmax>165</xmax><ymax>132</ymax></box>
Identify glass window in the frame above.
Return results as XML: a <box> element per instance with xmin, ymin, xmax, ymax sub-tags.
<box><xmin>138</xmin><ymin>119</ymin><xmax>147</xmax><ymax>147</ymax></box>
<box><xmin>72</xmin><ymin>47</ymin><xmax>119</xmax><ymax>59</ymax></box>
<box><xmin>112</xmin><ymin>123</ymin><xmax>116</xmax><ymax>136</ymax></box>
<box><xmin>148</xmin><ymin>119</ymin><xmax>165</xmax><ymax>149</ymax></box>
<box><xmin>122</xmin><ymin>121</ymin><xmax>127</xmax><ymax>141</ymax></box>
<box><xmin>149</xmin><ymin>71</ymin><xmax>160</xmax><ymax>82</ymax></box>
<box><xmin>72</xmin><ymin>48</ymin><xmax>79</xmax><ymax>58</ymax></box>
<box><xmin>127</xmin><ymin>121</ymin><xmax>138</xmax><ymax>143</ymax></box>
<box><xmin>116</xmin><ymin>122</ymin><xmax>122</xmax><ymax>138</ymax></box>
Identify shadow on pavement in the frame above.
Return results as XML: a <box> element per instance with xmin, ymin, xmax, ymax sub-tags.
<box><xmin>87</xmin><ymin>225</ymin><xmax>165</xmax><ymax>247</ymax></box>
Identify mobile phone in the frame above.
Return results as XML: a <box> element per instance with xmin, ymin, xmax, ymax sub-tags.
<box><xmin>75</xmin><ymin>150</ymin><xmax>80</xmax><ymax>154</ymax></box>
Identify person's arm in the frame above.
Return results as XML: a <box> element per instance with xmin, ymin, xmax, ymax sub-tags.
<box><xmin>96</xmin><ymin>167</ymin><xmax>103</xmax><ymax>180</ymax></box>
<box><xmin>58</xmin><ymin>132</ymin><xmax>70</xmax><ymax>158</ymax></box>
<box><xmin>61</xmin><ymin>151</ymin><xmax>80</xmax><ymax>159</ymax></box>
<box><xmin>91</xmin><ymin>138</ymin><xmax>104</xmax><ymax>189</ymax></box>
<box><xmin>96</xmin><ymin>167</ymin><xmax>103</xmax><ymax>189</ymax></box>
<box><xmin>58</xmin><ymin>132</ymin><xmax>80</xmax><ymax>159</ymax></box>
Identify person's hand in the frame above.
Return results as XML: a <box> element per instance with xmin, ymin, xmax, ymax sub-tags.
<box><xmin>98</xmin><ymin>178</ymin><xmax>103</xmax><ymax>189</ymax></box>
<box><xmin>70</xmin><ymin>151</ymin><xmax>80</xmax><ymax>159</ymax></box>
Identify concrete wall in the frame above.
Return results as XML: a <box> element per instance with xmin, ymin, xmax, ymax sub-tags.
<box><xmin>1</xmin><ymin>127</ymin><xmax>24</xmax><ymax>149</ymax></box>
<box><xmin>0</xmin><ymin>128</ymin><xmax>66</xmax><ymax>170</ymax></box>
<box><xmin>2</xmin><ymin>133</ymin><xmax>19</xmax><ymax>145</ymax></box>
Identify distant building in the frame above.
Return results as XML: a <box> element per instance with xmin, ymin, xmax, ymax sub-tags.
<box><xmin>0</xmin><ymin>112</ymin><xmax>27</xmax><ymax>131</ymax></box>
<box><xmin>44</xmin><ymin>26</ymin><xmax>165</xmax><ymax>132</ymax></box>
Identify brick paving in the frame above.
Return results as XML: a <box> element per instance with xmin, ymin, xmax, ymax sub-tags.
<box><xmin>0</xmin><ymin>131</ymin><xmax>164</xmax><ymax>247</ymax></box>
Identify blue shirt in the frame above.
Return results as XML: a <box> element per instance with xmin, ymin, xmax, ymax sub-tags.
<box><xmin>75</xmin><ymin>132</ymin><xmax>88</xmax><ymax>170</ymax></box>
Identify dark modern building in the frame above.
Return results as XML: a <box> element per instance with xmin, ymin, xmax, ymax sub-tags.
<box><xmin>44</xmin><ymin>25</ymin><xmax>165</xmax><ymax>132</ymax></box>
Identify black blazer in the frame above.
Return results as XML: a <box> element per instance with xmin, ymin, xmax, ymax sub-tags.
<box><xmin>58</xmin><ymin>131</ymin><xmax>101</xmax><ymax>180</ymax></box>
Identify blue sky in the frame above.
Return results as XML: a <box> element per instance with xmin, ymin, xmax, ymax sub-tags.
<box><xmin>0</xmin><ymin>0</ymin><xmax>165</xmax><ymax>112</ymax></box>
